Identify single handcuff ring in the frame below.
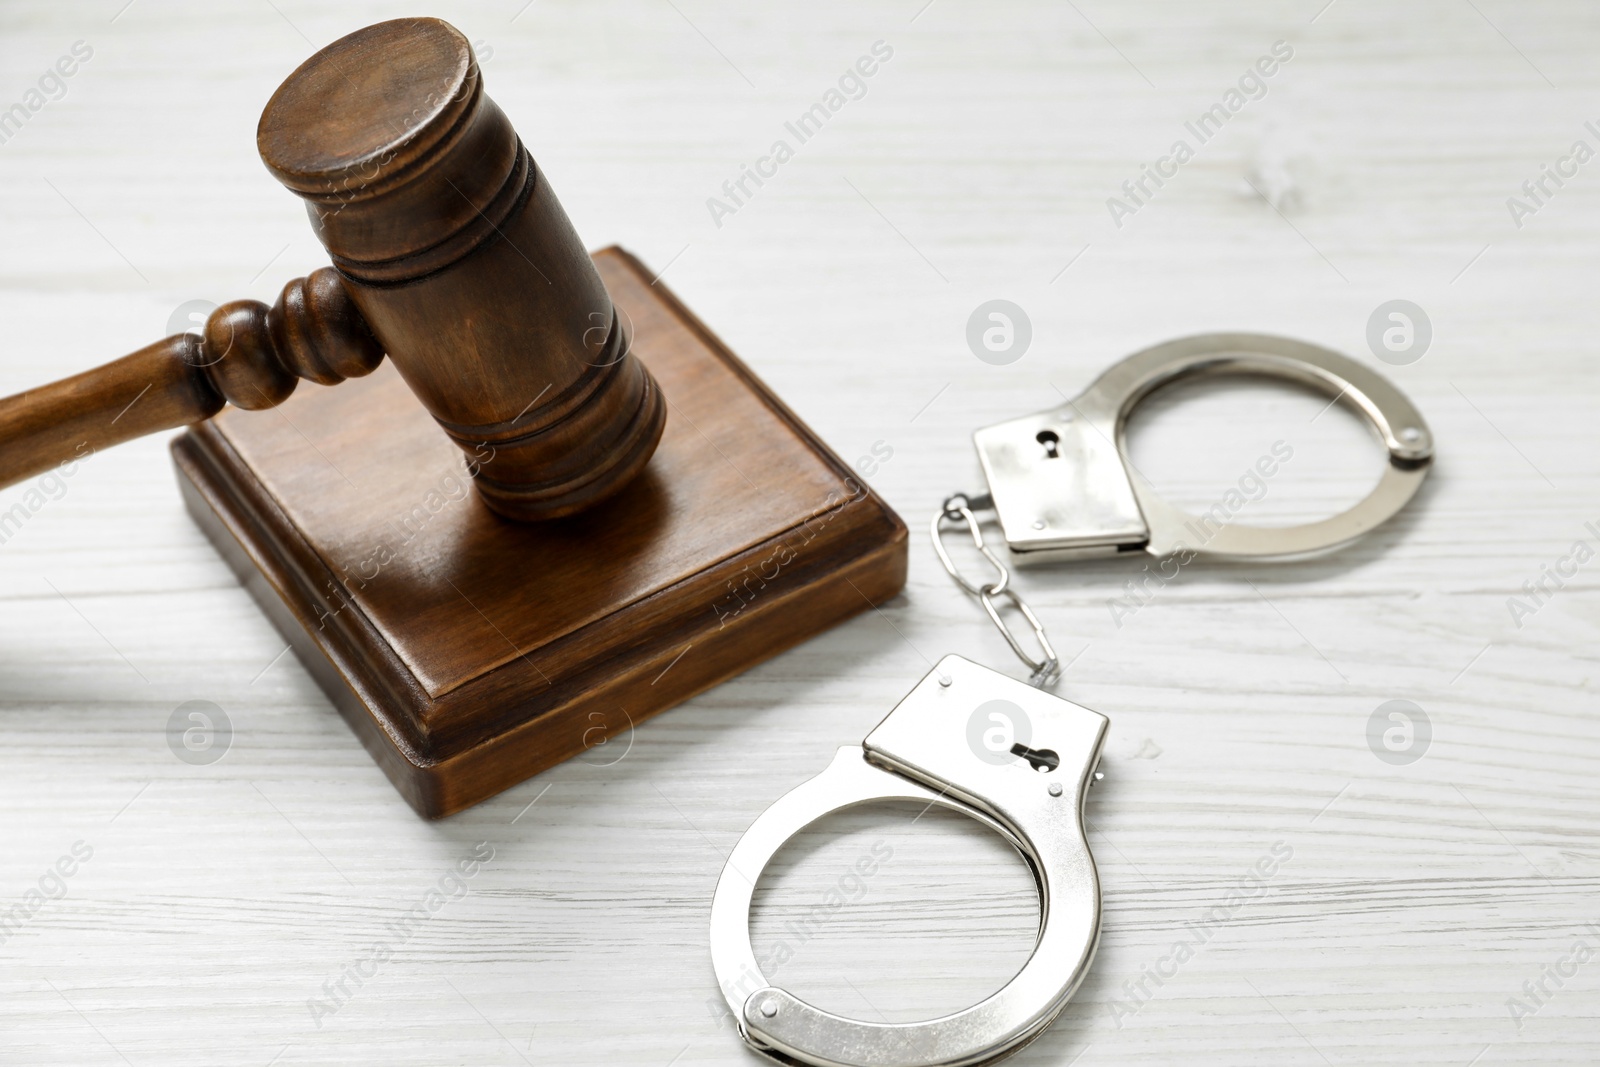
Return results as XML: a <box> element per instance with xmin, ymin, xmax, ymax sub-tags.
<box><xmin>712</xmin><ymin>334</ymin><xmax>1434</xmax><ymax>1067</ymax></box>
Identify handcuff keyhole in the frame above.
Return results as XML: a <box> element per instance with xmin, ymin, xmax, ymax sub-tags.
<box><xmin>1010</xmin><ymin>743</ymin><xmax>1060</xmax><ymax>773</ymax></box>
<box><xmin>1035</xmin><ymin>429</ymin><xmax>1061</xmax><ymax>458</ymax></box>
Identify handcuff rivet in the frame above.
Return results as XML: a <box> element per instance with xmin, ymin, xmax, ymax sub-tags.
<box><xmin>969</xmin><ymin>333</ymin><xmax>1435</xmax><ymax>565</ymax></box>
<box><xmin>1047</xmin><ymin>782</ymin><xmax>1063</xmax><ymax>797</ymax></box>
<box><xmin>711</xmin><ymin>656</ymin><xmax>1111</xmax><ymax>1067</ymax></box>
<box><xmin>1031</xmin><ymin>520</ymin><xmax>1046</xmax><ymax>530</ymax></box>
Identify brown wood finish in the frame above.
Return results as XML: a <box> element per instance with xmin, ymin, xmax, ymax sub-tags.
<box><xmin>174</xmin><ymin>247</ymin><xmax>908</xmax><ymax>819</ymax></box>
<box><xmin>257</xmin><ymin>17</ymin><xmax>666</xmax><ymax>520</ymax></box>
<box><xmin>0</xmin><ymin>16</ymin><xmax>908</xmax><ymax>817</ymax></box>
<box><xmin>0</xmin><ymin>268</ymin><xmax>382</xmax><ymax>491</ymax></box>
<box><xmin>0</xmin><ymin>17</ymin><xmax>665</xmax><ymax>521</ymax></box>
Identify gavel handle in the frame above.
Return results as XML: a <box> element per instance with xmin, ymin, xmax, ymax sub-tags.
<box><xmin>0</xmin><ymin>268</ymin><xmax>383</xmax><ymax>493</ymax></box>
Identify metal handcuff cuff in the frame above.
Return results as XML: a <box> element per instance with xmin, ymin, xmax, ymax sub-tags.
<box><xmin>711</xmin><ymin>334</ymin><xmax>1434</xmax><ymax>1067</ymax></box>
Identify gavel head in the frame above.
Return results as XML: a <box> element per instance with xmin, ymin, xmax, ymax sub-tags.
<box><xmin>255</xmin><ymin>17</ymin><xmax>665</xmax><ymax>521</ymax></box>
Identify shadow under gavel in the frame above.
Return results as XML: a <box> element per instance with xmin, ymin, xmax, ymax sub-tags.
<box><xmin>0</xmin><ymin>17</ymin><xmax>666</xmax><ymax>523</ymax></box>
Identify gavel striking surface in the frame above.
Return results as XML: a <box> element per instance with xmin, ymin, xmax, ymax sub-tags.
<box><xmin>172</xmin><ymin>248</ymin><xmax>908</xmax><ymax>818</ymax></box>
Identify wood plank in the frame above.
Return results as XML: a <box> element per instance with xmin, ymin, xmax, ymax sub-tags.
<box><xmin>0</xmin><ymin>1</ymin><xmax>1595</xmax><ymax>1064</ymax></box>
<box><xmin>173</xmin><ymin>246</ymin><xmax>907</xmax><ymax>816</ymax></box>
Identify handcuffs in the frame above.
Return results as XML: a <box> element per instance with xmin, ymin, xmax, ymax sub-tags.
<box><xmin>711</xmin><ymin>334</ymin><xmax>1434</xmax><ymax>1067</ymax></box>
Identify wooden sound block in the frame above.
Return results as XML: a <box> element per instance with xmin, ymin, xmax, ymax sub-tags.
<box><xmin>172</xmin><ymin>247</ymin><xmax>907</xmax><ymax>818</ymax></box>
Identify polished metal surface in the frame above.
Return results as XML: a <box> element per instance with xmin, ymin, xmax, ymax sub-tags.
<box><xmin>710</xmin><ymin>655</ymin><xmax>1109</xmax><ymax>1067</ymax></box>
<box><xmin>931</xmin><ymin>495</ymin><xmax>1059</xmax><ymax>687</ymax></box>
<box><xmin>972</xmin><ymin>332</ymin><xmax>1434</xmax><ymax>563</ymax></box>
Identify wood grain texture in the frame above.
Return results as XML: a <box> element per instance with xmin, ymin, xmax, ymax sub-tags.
<box><xmin>0</xmin><ymin>1</ymin><xmax>1597</xmax><ymax>1065</ymax></box>
<box><xmin>172</xmin><ymin>245</ymin><xmax>908</xmax><ymax>818</ymax></box>
<box><xmin>260</xmin><ymin>16</ymin><xmax>670</xmax><ymax>521</ymax></box>
<box><xmin>0</xmin><ymin>267</ymin><xmax>383</xmax><ymax>491</ymax></box>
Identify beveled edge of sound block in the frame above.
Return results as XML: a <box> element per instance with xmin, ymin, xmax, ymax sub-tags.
<box><xmin>171</xmin><ymin>247</ymin><xmax>908</xmax><ymax>819</ymax></box>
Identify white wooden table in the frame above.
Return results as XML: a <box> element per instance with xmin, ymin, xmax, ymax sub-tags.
<box><xmin>1</xmin><ymin>1</ymin><xmax>1596</xmax><ymax>1063</ymax></box>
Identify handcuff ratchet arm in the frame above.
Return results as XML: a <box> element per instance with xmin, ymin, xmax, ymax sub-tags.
<box><xmin>709</xmin><ymin>655</ymin><xmax>1108</xmax><ymax>1067</ymax></box>
<box><xmin>972</xmin><ymin>332</ymin><xmax>1434</xmax><ymax>563</ymax></box>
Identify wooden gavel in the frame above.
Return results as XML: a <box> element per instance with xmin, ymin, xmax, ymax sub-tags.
<box><xmin>0</xmin><ymin>17</ymin><xmax>665</xmax><ymax>522</ymax></box>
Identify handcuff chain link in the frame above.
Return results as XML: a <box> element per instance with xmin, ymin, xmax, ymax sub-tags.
<box><xmin>932</xmin><ymin>493</ymin><xmax>1061</xmax><ymax>688</ymax></box>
